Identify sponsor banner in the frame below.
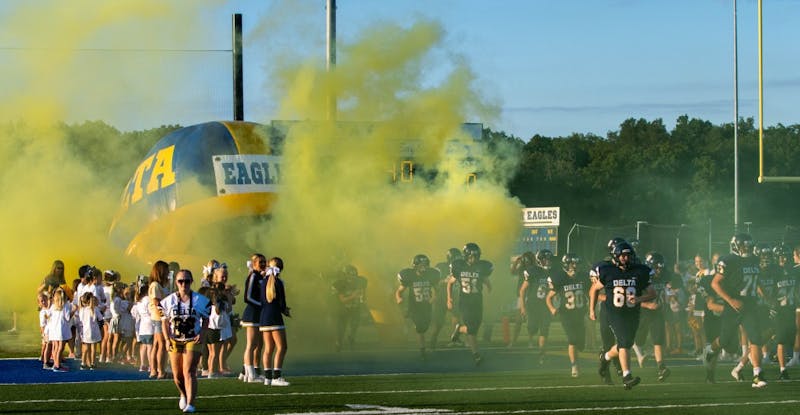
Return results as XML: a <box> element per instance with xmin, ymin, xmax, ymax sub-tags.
<box><xmin>212</xmin><ymin>154</ymin><xmax>281</xmax><ymax>195</ymax></box>
<box><xmin>522</xmin><ymin>207</ymin><xmax>560</xmax><ymax>227</ymax></box>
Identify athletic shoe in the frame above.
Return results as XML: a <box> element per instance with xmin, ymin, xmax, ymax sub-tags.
<box><xmin>80</xmin><ymin>365</ymin><xmax>87</xmax><ymax>371</ymax></box>
<box><xmin>450</xmin><ymin>324</ymin><xmax>462</xmax><ymax>343</ymax></box>
<box><xmin>247</xmin><ymin>375</ymin><xmax>265</xmax><ymax>383</ymax></box>
<box><xmin>182</xmin><ymin>404</ymin><xmax>196</xmax><ymax>413</ymax></box>
<box><xmin>752</xmin><ymin>375</ymin><xmax>767</xmax><ymax>388</ymax></box>
<box><xmin>598</xmin><ymin>352</ymin><xmax>610</xmax><ymax>379</ymax></box>
<box><xmin>238</xmin><ymin>372</ymin><xmax>245</xmax><ymax>381</ymax></box>
<box><xmin>571</xmin><ymin>366</ymin><xmax>579</xmax><ymax>378</ymax></box>
<box><xmin>657</xmin><ymin>367</ymin><xmax>671</xmax><ymax>382</ymax></box>
<box><xmin>779</xmin><ymin>370</ymin><xmax>790</xmax><ymax>381</ymax></box>
<box><xmin>264</xmin><ymin>377</ymin><xmax>272</xmax><ymax>386</ymax></box>
<box><xmin>622</xmin><ymin>374</ymin><xmax>641</xmax><ymax>390</ymax></box>
<box><xmin>52</xmin><ymin>366</ymin><xmax>69</xmax><ymax>372</ymax></box>
<box><xmin>271</xmin><ymin>377</ymin><xmax>290</xmax><ymax>386</ymax></box>
<box><xmin>731</xmin><ymin>368</ymin><xmax>744</xmax><ymax>382</ymax></box>
<box><xmin>787</xmin><ymin>357</ymin><xmax>799</xmax><ymax>367</ymax></box>
<box><xmin>179</xmin><ymin>396</ymin><xmax>186</xmax><ymax>411</ymax></box>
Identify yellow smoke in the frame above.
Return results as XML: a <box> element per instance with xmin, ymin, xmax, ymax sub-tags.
<box><xmin>0</xmin><ymin>0</ymin><xmax>223</xmax><ymax>348</ymax></box>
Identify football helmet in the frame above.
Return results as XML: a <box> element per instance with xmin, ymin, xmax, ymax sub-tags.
<box><xmin>607</xmin><ymin>237</ymin><xmax>627</xmax><ymax>254</ymax></box>
<box><xmin>644</xmin><ymin>251</ymin><xmax>665</xmax><ymax>270</ymax></box>
<box><xmin>561</xmin><ymin>253</ymin><xmax>580</xmax><ymax>272</ymax></box>
<box><xmin>612</xmin><ymin>241</ymin><xmax>636</xmax><ymax>269</ymax></box>
<box><xmin>730</xmin><ymin>233</ymin><xmax>753</xmax><ymax>257</ymax></box>
<box><xmin>342</xmin><ymin>264</ymin><xmax>358</xmax><ymax>277</ymax></box>
<box><xmin>463</xmin><ymin>242</ymin><xmax>481</xmax><ymax>263</ymax></box>
<box><xmin>753</xmin><ymin>243</ymin><xmax>773</xmax><ymax>267</ymax></box>
<box><xmin>446</xmin><ymin>247</ymin><xmax>463</xmax><ymax>264</ymax></box>
<box><xmin>413</xmin><ymin>254</ymin><xmax>430</xmax><ymax>269</ymax></box>
<box><xmin>535</xmin><ymin>249</ymin><xmax>554</xmax><ymax>270</ymax></box>
<box><xmin>773</xmin><ymin>243</ymin><xmax>790</xmax><ymax>261</ymax></box>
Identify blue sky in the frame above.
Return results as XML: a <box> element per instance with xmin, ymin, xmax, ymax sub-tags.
<box><xmin>217</xmin><ymin>0</ymin><xmax>800</xmax><ymax>138</ymax></box>
<box><xmin>4</xmin><ymin>0</ymin><xmax>798</xmax><ymax>139</ymax></box>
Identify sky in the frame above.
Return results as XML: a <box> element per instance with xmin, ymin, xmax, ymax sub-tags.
<box><xmin>1</xmin><ymin>0</ymin><xmax>798</xmax><ymax>139</ymax></box>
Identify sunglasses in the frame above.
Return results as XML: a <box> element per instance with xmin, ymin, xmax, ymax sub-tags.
<box><xmin>176</xmin><ymin>279</ymin><xmax>193</xmax><ymax>285</ymax></box>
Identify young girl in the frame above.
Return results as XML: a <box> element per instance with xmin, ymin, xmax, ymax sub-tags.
<box><xmin>241</xmin><ymin>254</ymin><xmax>266</xmax><ymax>383</ymax></box>
<box><xmin>79</xmin><ymin>291</ymin><xmax>101</xmax><ymax>369</ymax></box>
<box><xmin>100</xmin><ymin>270</ymin><xmax>117</xmax><ymax>364</ymax></box>
<box><xmin>207</xmin><ymin>284</ymin><xmax>232</xmax><ymax>378</ymax></box>
<box><xmin>132</xmin><ymin>283</ymin><xmax>153</xmax><ymax>372</ymax></box>
<box><xmin>47</xmin><ymin>288</ymin><xmax>74</xmax><ymax>372</ymax></box>
<box><xmin>259</xmin><ymin>257</ymin><xmax>290</xmax><ymax>386</ymax></box>
<box><xmin>117</xmin><ymin>284</ymin><xmax>136</xmax><ymax>364</ymax></box>
<box><xmin>38</xmin><ymin>291</ymin><xmax>52</xmax><ymax>369</ymax></box>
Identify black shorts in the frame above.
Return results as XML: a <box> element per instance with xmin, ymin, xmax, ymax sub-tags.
<box><xmin>459</xmin><ymin>296</ymin><xmax>483</xmax><ymax>335</ymax></box>
<box><xmin>408</xmin><ymin>304</ymin><xmax>432</xmax><ymax>334</ymax></box>
<box><xmin>598</xmin><ymin>302</ymin><xmax>615</xmax><ymax>351</ymax></box>
<box><xmin>775</xmin><ymin>306</ymin><xmax>797</xmax><ymax>346</ymax></box>
<box><xmin>604</xmin><ymin>303</ymin><xmax>640</xmax><ymax>349</ymax></box>
<box><xmin>526</xmin><ymin>300</ymin><xmax>551</xmax><ymax>337</ymax></box>
<box><xmin>704</xmin><ymin>312</ymin><xmax>722</xmax><ymax>342</ymax></box>
<box><xmin>636</xmin><ymin>308</ymin><xmax>666</xmax><ymax>346</ymax></box>
<box><xmin>560</xmin><ymin>310</ymin><xmax>585</xmax><ymax>350</ymax></box>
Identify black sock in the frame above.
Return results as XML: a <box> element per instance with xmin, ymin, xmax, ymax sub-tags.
<box><xmin>265</xmin><ymin>369</ymin><xmax>273</xmax><ymax>379</ymax></box>
<box><xmin>273</xmin><ymin>369</ymin><xmax>281</xmax><ymax>379</ymax></box>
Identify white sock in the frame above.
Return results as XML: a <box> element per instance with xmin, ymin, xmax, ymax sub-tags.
<box><xmin>754</xmin><ymin>366</ymin><xmax>761</xmax><ymax>376</ymax></box>
<box><xmin>244</xmin><ymin>365</ymin><xmax>253</xmax><ymax>378</ymax></box>
<box><xmin>741</xmin><ymin>345</ymin><xmax>748</xmax><ymax>356</ymax></box>
<box><xmin>794</xmin><ymin>351</ymin><xmax>799</xmax><ymax>360</ymax></box>
<box><xmin>734</xmin><ymin>362</ymin><xmax>744</xmax><ymax>372</ymax></box>
<box><xmin>623</xmin><ymin>370</ymin><xmax>631</xmax><ymax>377</ymax></box>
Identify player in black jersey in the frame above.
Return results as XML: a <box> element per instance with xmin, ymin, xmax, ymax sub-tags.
<box><xmin>771</xmin><ymin>244</ymin><xmax>797</xmax><ymax>380</ymax></box>
<box><xmin>520</xmin><ymin>249</ymin><xmax>556</xmax><ymax>364</ymax></box>
<box><xmin>508</xmin><ymin>251</ymin><xmax>534</xmax><ymax>348</ymax></box>
<box><xmin>447</xmin><ymin>242</ymin><xmax>493</xmax><ymax>365</ymax></box>
<box><xmin>590</xmin><ymin>237</ymin><xmax>627</xmax><ymax>384</ymax></box>
<box><xmin>589</xmin><ymin>242</ymin><xmax>655</xmax><ymax>390</ymax></box>
<box><xmin>631</xmin><ymin>252</ymin><xmax>671</xmax><ymax>382</ymax></box>
<box><xmin>396</xmin><ymin>254</ymin><xmax>441</xmax><ymax>359</ymax></box>
<box><xmin>546</xmin><ymin>253</ymin><xmax>589</xmax><ymax>377</ymax></box>
<box><xmin>711</xmin><ymin>233</ymin><xmax>768</xmax><ymax>388</ymax></box>
<box><xmin>430</xmin><ymin>248</ymin><xmax>461</xmax><ymax>349</ymax></box>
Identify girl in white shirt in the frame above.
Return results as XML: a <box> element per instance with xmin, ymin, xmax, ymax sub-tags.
<box><xmin>78</xmin><ymin>292</ymin><xmax>101</xmax><ymax>369</ymax></box>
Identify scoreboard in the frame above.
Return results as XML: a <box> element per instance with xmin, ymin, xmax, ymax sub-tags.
<box><xmin>516</xmin><ymin>207</ymin><xmax>559</xmax><ymax>255</ymax></box>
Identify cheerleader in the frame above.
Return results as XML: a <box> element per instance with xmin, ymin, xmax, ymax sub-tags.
<box><xmin>241</xmin><ymin>254</ymin><xmax>266</xmax><ymax>382</ymax></box>
<box><xmin>259</xmin><ymin>257</ymin><xmax>291</xmax><ymax>386</ymax></box>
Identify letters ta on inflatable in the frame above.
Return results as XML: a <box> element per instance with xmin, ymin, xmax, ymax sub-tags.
<box><xmin>108</xmin><ymin>121</ymin><xmax>281</xmax><ymax>263</ymax></box>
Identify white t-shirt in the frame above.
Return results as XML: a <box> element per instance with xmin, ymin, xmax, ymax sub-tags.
<box><xmin>132</xmin><ymin>296</ymin><xmax>153</xmax><ymax>336</ymax></box>
<box><xmin>160</xmin><ymin>291</ymin><xmax>210</xmax><ymax>341</ymax></box>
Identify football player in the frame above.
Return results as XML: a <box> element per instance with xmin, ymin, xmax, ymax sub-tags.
<box><xmin>332</xmin><ymin>265</ymin><xmax>368</xmax><ymax>352</ymax></box>
<box><xmin>753</xmin><ymin>243</ymin><xmax>778</xmax><ymax>367</ymax></box>
<box><xmin>590</xmin><ymin>237</ymin><xmax>626</xmax><ymax>384</ymax></box>
<box><xmin>546</xmin><ymin>253</ymin><xmax>589</xmax><ymax>377</ymax></box>
<box><xmin>589</xmin><ymin>241</ymin><xmax>655</xmax><ymax>390</ymax></box>
<box><xmin>519</xmin><ymin>249</ymin><xmax>556</xmax><ymax>364</ymax></box>
<box><xmin>430</xmin><ymin>248</ymin><xmax>461</xmax><ymax>349</ymax></box>
<box><xmin>447</xmin><ymin>242</ymin><xmax>493</xmax><ymax>365</ymax></box>
<box><xmin>631</xmin><ymin>252</ymin><xmax>671</xmax><ymax>382</ymax></box>
<box><xmin>771</xmin><ymin>244</ymin><xmax>797</xmax><ymax>380</ymax></box>
<box><xmin>396</xmin><ymin>254</ymin><xmax>441</xmax><ymax>359</ymax></box>
<box><xmin>711</xmin><ymin>233</ymin><xmax>768</xmax><ymax>388</ymax></box>
<box><xmin>508</xmin><ymin>251</ymin><xmax>534</xmax><ymax>348</ymax></box>
<box><xmin>789</xmin><ymin>244</ymin><xmax>800</xmax><ymax>367</ymax></box>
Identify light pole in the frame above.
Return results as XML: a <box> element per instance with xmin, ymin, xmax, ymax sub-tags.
<box><xmin>636</xmin><ymin>221</ymin><xmax>648</xmax><ymax>241</ymax></box>
<box><xmin>676</xmin><ymin>224</ymin><xmax>687</xmax><ymax>265</ymax></box>
<box><xmin>566</xmin><ymin>223</ymin><xmax>578</xmax><ymax>254</ymax></box>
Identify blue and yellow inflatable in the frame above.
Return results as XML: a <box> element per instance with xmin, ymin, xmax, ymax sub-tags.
<box><xmin>109</xmin><ymin>121</ymin><xmax>280</xmax><ymax>262</ymax></box>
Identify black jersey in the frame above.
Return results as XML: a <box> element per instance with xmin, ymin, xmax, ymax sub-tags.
<box><xmin>758</xmin><ymin>264</ymin><xmax>780</xmax><ymax>305</ymax></box>
<box><xmin>774</xmin><ymin>264</ymin><xmax>798</xmax><ymax>308</ymax></box>
<box><xmin>523</xmin><ymin>265</ymin><xmax>553</xmax><ymax>305</ymax></box>
<box><xmin>450</xmin><ymin>259</ymin><xmax>493</xmax><ymax>299</ymax></box>
<box><xmin>397</xmin><ymin>267</ymin><xmax>440</xmax><ymax>306</ymax></box>
<box><xmin>548</xmin><ymin>270</ymin><xmax>590</xmax><ymax>312</ymax></box>
<box><xmin>597</xmin><ymin>262</ymin><xmax>652</xmax><ymax>313</ymax></box>
<box><xmin>715</xmin><ymin>254</ymin><xmax>760</xmax><ymax>300</ymax></box>
<box><xmin>333</xmin><ymin>275</ymin><xmax>368</xmax><ymax>309</ymax></box>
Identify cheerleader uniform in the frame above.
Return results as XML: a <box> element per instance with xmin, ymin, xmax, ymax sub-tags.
<box><xmin>259</xmin><ymin>268</ymin><xmax>288</xmax><ymax>331</ymax></box>
<box><xmin>241</xmin><ymin>271</ymin><xmax>264</xmax><ymax>328</ymax></box>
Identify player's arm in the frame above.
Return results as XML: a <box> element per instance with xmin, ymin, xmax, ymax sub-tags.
<box><xmin>518</xmin><ymin>280</ymin><xmax>529</xmax><ymax>316</ymax></box>
<box><xmin>711</xmin><ymin>273</ymin><xmax>742</xmax><ymax>311</ymax></box>
<box><xmin>483</xmin><ymin>278</ymin><xmax>492</xmax><ymax>294</ymax></box>
<box><xmin>446</xmin><ymin>275</ymin><xmax>456</xmax><ymax>310</ymax></box>
<box><xmin>395</xmin><ymin>283</ymin><xmax>405</xmax><ymax>304</ymax></box>
<box><xmin>588</xmin><ymin>278</ymin><xmax>603</xmax><ymax>320</ymax></box>
<box><xmin>636</xmin><ymin>284</ymin><xmax>657</xmax><ymax>305</ymax></box>
<box><xmin>545</xmin><ymin>289</ymin><xmax>558</xmax><ymax>315</ymax></box>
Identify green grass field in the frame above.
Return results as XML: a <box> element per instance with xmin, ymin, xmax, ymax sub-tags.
<box><xmin>2</xmin><ymin>322</ymin><xmax>799</xmax><ymax>414</ymax></box>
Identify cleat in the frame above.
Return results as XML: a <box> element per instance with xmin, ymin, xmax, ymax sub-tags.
<box><xmin>182</xmin><ymin>404</ymin><xmax>195</xmax><ymax>413</ymax></box>
<box><xmin>731</xmin><ymin>368</ymin><xmax>744</xmax><ymax>382</ymax></box>
<box><xmin>622</xmin><ymin>374</ymin><xmax>641</xmax><ymax>390</ymax></box>
<box><xmin>752</xmin><ymin>375</ymin><xmax>767</xmax><ymax>388</ymax></box>
<box><xmin>450</xmin><ymin>324</ymin><xmax>462</xmax><ymax>343</ymax></box>
<box><xmin>598</xmin><ymin>352</ymin><xmax>610</xmax><ymax>379</ymax></box>
<box><xmin>571</xmin><ymin>366</ymin><xmax>579</xmax><ymax>378</ymax></box>
<box><xmin>779</xmin><ymin>370</ymin><xmax>790</xmax><ymax>381</ymax></box>
<box><xmin>271</xmin><ymin>377</ymin><xmax>290</xmax><ymax>386</ymax></box>
<box><xmin>247</xmin><ymin>375</ymin><xmax>265</xmax><ymax>383</ymax></box>
<box><xmin>657</xmin><ymin>367</ymin><xmax>671</xmax><ymax>382</ymax></box>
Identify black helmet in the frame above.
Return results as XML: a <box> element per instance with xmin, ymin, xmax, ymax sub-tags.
<box><xmin>561</xmin><ymin>253</ymin><xmax>580</xmax><ymax>272</ymax></box>
<box><xmin>753</xmin><ymin>243</ymin><xmax>772</xmax><ymax>266</ymax></box>
<box><xmin>607</xmin><ymin>237</ymin><xmax>627</xmax><ymax>254</ymax></box>
<box><xmin>446</xmin><ymin>248</ymin><xmax>463</xmax><ymax>264</ymax></box>
<box><xmin>413</xmin><ymin>254</ymin><xmax>430</xmax><ymax>268</ymax></box>
<box><xmin>730</xmin><ymin>233</ymin><xmax>754</xmax><ymax>257</ymax></box>
<box><xmin>644</xmin><ymin>251</ymin><xmax>665</xmax><ymax>269</ymax></box>
<box><xmin>535</xmin><ymin>249</ymin><xmax>554</xmax><ymax>270</ymax></box>
<box><xmin>463</xmin><ymin>243</ymin><xmax>481</xmax><ymax>262</ymax></box>
<box><xmin>773</xmin><ymin>243</ymin><xmax>790</xmax><ymax>261</ymax></box>
<box><xmin>613</xmin><ymin>242</ymin><xmax>636</xmax><ymax>268</ymax></box>
<box><xmin>342</xmin><ymin>264</ymin><xmax>358</xmax><ymax>277</ymax></box>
